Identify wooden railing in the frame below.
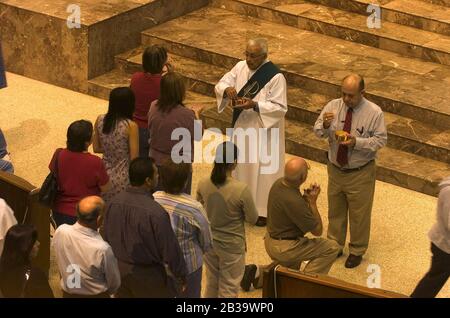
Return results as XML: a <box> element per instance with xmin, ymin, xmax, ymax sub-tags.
<box><xmin>0</xmin><ymin>171</ymin><xmax>50</xmax><ymax>276</ymax></box>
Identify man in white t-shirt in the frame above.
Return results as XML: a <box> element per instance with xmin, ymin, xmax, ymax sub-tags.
<box><xmin>0</xmin><ymin>198</ymin><xmax>17</xmax><ymax>257</ymax></box>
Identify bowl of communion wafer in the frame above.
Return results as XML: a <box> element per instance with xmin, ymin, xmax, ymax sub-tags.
<box><xmin>335</xmin><ymin>130</ymin><xmax>349</xmax><ymax>142</ymax></box>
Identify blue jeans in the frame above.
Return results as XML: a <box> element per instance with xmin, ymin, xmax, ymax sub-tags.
<box><xmin>0</xmin><ymin>159</ymin><xmax>13</xmax><ymax>173</ymax></box>
<box><xmin>53</xmin><ymin>211</ymin><xmax>77</xmax><ymax>227</ymax></box>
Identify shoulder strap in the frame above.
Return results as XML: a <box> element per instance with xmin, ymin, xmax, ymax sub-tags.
<box><xmin>232</xmin><ymin>62</ymin><xmax>281</xmax><ymax>127</ymax></box>
<box><xmin>53</xmin><ymin>148</ymin><xmax>63</xmax><ymax>178</ymax></box>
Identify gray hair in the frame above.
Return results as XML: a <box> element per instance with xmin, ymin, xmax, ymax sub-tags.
<box><xmin>247</xmin><ymin>38</ymin><xmax>268</xmax><ymax>54</ymax></box>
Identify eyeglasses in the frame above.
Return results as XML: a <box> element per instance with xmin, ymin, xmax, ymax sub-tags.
<box><xmin>244</xmin><ymin>51</ymin><xmax>266</xmax><ymax>59</ymax></box>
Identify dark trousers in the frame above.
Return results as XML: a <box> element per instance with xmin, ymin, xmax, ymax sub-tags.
<box><xmin>53</xmin><ymin>211</ymin><xmax>77</xmax><ymax>227</ymax></box>
<box><xmin>411</xmin><ymin>243</ymin><xmax>450</xmax><ymax>298</ymax></box>
<box><xmin>179</xmin><ymin>266</ymin><xmax>202</xmax><ymax>298</ymax></box>
<box><xmin>117</xmin><ymin>264</ymin><xmax>176</xmax><ymax>298</ymax></box>
<box><xmin>138</xmin><ymin>127</ymin><xmax>149</xmax><ymax>158</ymax></box>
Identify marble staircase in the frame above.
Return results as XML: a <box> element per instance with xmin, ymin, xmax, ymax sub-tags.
<box><xmin>88</xmin><ymin>0</ymin><xmax>450</xmax><ymax>196</ymax></box>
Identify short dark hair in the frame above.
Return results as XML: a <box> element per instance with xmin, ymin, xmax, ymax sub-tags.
<box><xmin>67</xmin><ymin>120</ymin><xmax>93</xmax><ymax>152</ymax></box>
<box><xmin>142</xmin><ymin>45</ymin><xmax>168</xmax><ymax>74</ymax></box>
<box><xmin>211</xmin><ymin>142</ymin><xmax>239</xmax><ymax>186</ymax></box>
<box><xmin>0</xmin><ymin>224</ymin><xmax>37</xmax><ymax>272</ymax></box>
<box><xmin>103</xmin><ymin>87</ymin><xmax>135</xmax><ymax>134</ymax></box>
<box><xmin>129</xmin><ymin>157</ymin><xmax>156</xmax><ymax>186</ymax></box>
<box><xmin>157</xmin><ymin>72</ymin><xmax>186</xmax><ymax>113</ymax></box>
<box><xmin>160</xmin><ymin>159</ymin><xmax>191</xmax><ymax>194</ymax></box>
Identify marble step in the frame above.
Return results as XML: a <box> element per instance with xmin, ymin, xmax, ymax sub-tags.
<box><xmin>420</xmin><ymin>0</ymin><xmax>450</xmax><ymax>7</ymax></box>
<box><xmin>140</xmin><ymin>7</ymin><xmax>450</xmax><ymax>129</ymax></box>
<box><xmin>301</xmin><ymin>0</ymin><xmax>450</xmax><ymax>36</ymax></box>
<box><xmin>87</xmin><ymin>68</ymin><xmax>216</xmax><ymax>112</ymax></box>
<box><xmin>200</xmin><ymin>106</ymin><xmax>450</xmax><ymax>196</ymax></box>
<box><xmin>109</xmin><ymin>48</ymin><xmax>450</xmax><ymax>163</ymax></box>
<box><xmin>210</xmin><ymin>0</ymin><xmax>450</xmax><ymax>66</ymax></box>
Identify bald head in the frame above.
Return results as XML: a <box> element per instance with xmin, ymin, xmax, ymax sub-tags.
<box><xmin>342</xmin><ymin>74</ymin><xmax>365</xmax><ymax>108</ymax></box>
<box><xmin>77</xmin><ymin>196</ymin><xmax>104</xmax><ymax>225</ymax></box>
<box><xmin>342</xmin><ymin>74</ymin><xmax>364</xmax><ymax>92</ymax></box>
<box><xmin>284</xmin><ymin>158</ymin><xmax>308</xmax><ymax>187</ymax></box>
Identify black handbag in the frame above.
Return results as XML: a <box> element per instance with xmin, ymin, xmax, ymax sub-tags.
<box><xmin>38</xmin><ymin>148</ymin><xmax>62</xmax><ymax>207</ymax></box>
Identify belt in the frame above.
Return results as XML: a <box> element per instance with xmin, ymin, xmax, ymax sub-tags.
<box><xmin>269</xmin><ymin>234</ymin><xmax>301</xmax><ymax>240</ymax></box>
<box><xmin>330</xmin><ymin>160</ymin><xmax>374</xmax><ymax>173</ymax></box>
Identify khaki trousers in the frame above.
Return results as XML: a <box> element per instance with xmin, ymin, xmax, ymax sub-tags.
<box><xmin>264</xmin><ymin>235</ymin><xmax>340</xmax><ymax>274</ymax></box>
<box><xmin>327</xmin><ymin>161</ymin><xmax>376</xmax><ymax>256</ymax></box>
<box><xmin>203</xmin><ymin>246</ymin><xmax>246</xmax><ymax>298</ymax></box>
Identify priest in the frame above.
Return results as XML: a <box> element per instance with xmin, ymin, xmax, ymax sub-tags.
<box><xmin>215</xmin><ymin>38</ymin><xmax>287</xmax><ymax>226</ymax></box>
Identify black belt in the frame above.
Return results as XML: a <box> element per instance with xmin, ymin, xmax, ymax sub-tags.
<box><xmin>330</xmin><ymin>160</ymin><xmax>374</xmax><ymax>173</ymax></box>
<box><xmin>270</xmin><ymin>234</ymin><xmax>301</xmax><ymax>240</ymax></box>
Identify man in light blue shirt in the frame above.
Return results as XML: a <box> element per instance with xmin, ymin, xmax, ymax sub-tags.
<box><xmin>314</xmin><ymin>74</ymin><xmax>387</xmax><ymax>269</ymax></box>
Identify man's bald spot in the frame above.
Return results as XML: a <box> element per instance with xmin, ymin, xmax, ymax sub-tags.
<box><xmin>284</xmin><ymin>157</ymin><xmax>308</xmax><ymax>184</ymax></box>
<box><xmin>78</xmin><ymin>196</ymin><xmax>104</xmax><ymax>217</ymax></box>
<box><xmin>342</xmin><ymin>73</ymin><xmax>365</xmax><ymax>92</ymax></box>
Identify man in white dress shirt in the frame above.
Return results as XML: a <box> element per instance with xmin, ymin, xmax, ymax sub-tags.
<box><xmin>215</xmin><ymin>38</ymin><xmax>288</xmax><ymax>226</ymax></box>
<box><xmin>53</xmin><ymin>196</ymin><xmax>121</xmax><ymax>298</ymax></box>
<box><xmin>0</xmin><ymin>198</ymin><xmax>17</xmax><ymax>258</ymax></box>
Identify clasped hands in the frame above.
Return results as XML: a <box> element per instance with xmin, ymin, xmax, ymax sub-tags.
<box><xmin>225</xmin><ymin>87</ymin><xmax>256</xmax><ymax>110</ymax></box>
<box><xmin>303</xmin><ymin>183</ymin><xmax>321</xmax><ymax>203</ymax></box>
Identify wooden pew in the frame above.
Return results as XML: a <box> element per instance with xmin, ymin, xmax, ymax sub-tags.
<box><xmin>263</xmin><ymin>265</ymin><xmax>407</xmax><ymax>298</ymax></box>
<box><xmin>0</xmin><ymin>171</ymin><xmax>50</xmax><ymax>276</ymax></box>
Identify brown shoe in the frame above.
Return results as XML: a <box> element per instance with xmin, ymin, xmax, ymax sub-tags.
<box><xmin>255</xmin><ymin>217</ymin><xmax>267</xmax><ymax>227</ymax></box>
<box><xmin>345</xmin><ymin>254</ymin><xmax>362</xmax><ymax>268</ymax></box>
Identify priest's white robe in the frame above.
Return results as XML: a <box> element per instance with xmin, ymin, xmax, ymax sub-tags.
<box><xmin>215</xmin><ymin>60</ymin><xmax>287</xmax><ymax>217</ymax></box>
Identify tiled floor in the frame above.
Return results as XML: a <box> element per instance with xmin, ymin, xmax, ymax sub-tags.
<box><xmin>0</xmin><ymin>72</ymin><xmax>448</xmax><ymax>298</ymax></box>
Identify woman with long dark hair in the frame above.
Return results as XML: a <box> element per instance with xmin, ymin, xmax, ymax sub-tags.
<box><xmin>147</xmin><ymin>72</ymin><xmax>200</xmax><ymax>194</ymax></box>
<box><xmin>196</xmin><ymin>142</ymin><xmax>259</xmax><ymax>297</ymax></box>
<box><xmin>94</xmin><ymin>87</ymin><xmax>139</xmax><ymax>201</ymax></box>
<box><xmin>0</xmin><ymin>224</ymin><xmax>53</xmax><ymax>297</ymax></box>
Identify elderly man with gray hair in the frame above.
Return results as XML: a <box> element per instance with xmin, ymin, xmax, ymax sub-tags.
<box><xmin>215</xmin><ymin>38</ymin><xmax>288</xmax><ymax>227</ymax></box>
<box><xmin>53</xmin><ymin>196</ymin><xmax>121</xmax><ymax>298</ymax></box>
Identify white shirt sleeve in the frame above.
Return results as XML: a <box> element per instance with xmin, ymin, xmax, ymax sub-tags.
<box><xmin>0</xmin><ymin>199</ymin><xmax>18</xmax><ymax>257</ymax></box>
<box><xmin>215</xmin><ymin>63</ymin><xmax>240</xmax><ymax>113</ymax></box>
<box><xmin>258</xmin><ymin>73</ymin><xmax>288</xmax><ymax>129</ymax></box>
<box><xmin>102</xmin><ymin>246</ymin><xmax>121</xmax><ymax>294</ymax></box>
<box><xmin>313</xmin><ymin>101</ymin><xmax>334</xmax><ymax>139</ymax></box>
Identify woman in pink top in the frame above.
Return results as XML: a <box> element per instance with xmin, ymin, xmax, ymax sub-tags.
<box><xmin>148</xmin><ymin>72</ymin><xmax>201</xmax><ymax>194</ymax></box>
<box><xmin>130</xmin><ymin>45</ymin><xmax>170</xmax><ymax>158</ymax></box>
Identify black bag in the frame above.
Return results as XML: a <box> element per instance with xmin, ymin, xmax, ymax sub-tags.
<box><xmin>38</xmin><ymin>148</ymin><xmax>62</xmax><ymax>207</ymax></box>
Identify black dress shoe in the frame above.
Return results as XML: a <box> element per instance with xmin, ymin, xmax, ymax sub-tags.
<box><xmin>241</xmin><ymin>264</ymin><xmax>257</xmax><ymax>291</ymax></box>
<box><xmin>345</xmin><ymin>254</ymin><xmax>362</xmax><ymax>268</ymax></box>
<box><xmin>255</xmin><ymin>217</ymin><xmax>267</xmax><ymax>227</ymax></box>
